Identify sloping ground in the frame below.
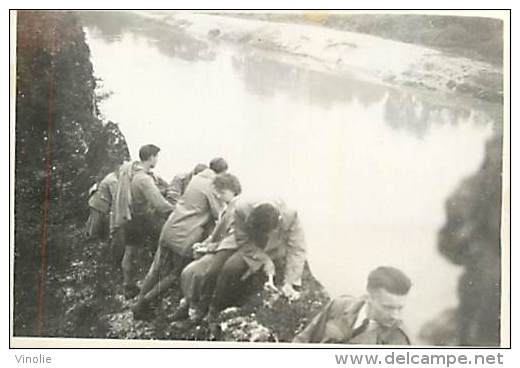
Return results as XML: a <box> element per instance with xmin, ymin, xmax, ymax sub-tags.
<box><xmin>45</xmin><ymin>230</ymin><xmax>328</xmax><ymax>343</ymax></box>
<box><xmin>137</xmin><ymin>12</ymin><xmax>503</xmax><ymax>103</ymax></box>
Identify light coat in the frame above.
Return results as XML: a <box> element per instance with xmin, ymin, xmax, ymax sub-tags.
<box><xmin>159</xmin><ymin>168</ymin><xmax>223</xmax><ymax>257</ymax></box>
<box><xmin>219</xmin><ymin>198</ymin><xmax>307</xmax><ymax>286</ymax></box>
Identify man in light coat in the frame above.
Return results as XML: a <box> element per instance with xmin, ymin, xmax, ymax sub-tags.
<box><xmin>205</xmin><ymin>198</ymin><xmax>307</xmax><ymax>326</ymax></box>
<box><xmin>173</xmin><ymin>172</ymin><xmax>242</xmax><ymax>325</ymax></box>
<box><xmin>132</xmin><ymin>158</ymin><xmax>228</xmax><ymax>320</ymax></box>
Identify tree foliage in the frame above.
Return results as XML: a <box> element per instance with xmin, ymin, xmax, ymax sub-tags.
<box><xmin>14</xmin><ymin>11</ymin><xmax>129</xmax><ymax>336</ymax></box>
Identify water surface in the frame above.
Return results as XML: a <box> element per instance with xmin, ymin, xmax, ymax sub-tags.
<box><xmin>81</xmin><ymin>12</ymin><xmax>498</xmax><ymax>342</ymax></box>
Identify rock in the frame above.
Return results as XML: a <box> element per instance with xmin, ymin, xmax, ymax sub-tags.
<box><xmin>217</xmin><ymin>264</ymin><xmax>329</xmax><ymax>342</ymax></box>
<box><xmin>221</xmin><ymin>316</ymin><xmax>275</xmax><ymax>342</ymax></box>
<box><xmin>446</xmin><ymin>80</ymin><xmax>457</xmax><ymax>90</ymax></box>
<box><xmin>208</xmin><ymin>28</ymin><xmax>220</xmax><ymax>38</ymax></box>
<box><xmin>158</xmin><ymin>263</ymin><xmax>329</xmax><ymax>343</ymax></box>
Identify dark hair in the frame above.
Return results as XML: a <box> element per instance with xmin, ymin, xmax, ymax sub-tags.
<box><xmin>139</xmin><ymin>144</ymin><xmax>160</xmax><ymax>161</ymax></box>
<box><xmin>192</xmin><ymin>163</ymin><xmax>208</xmax><ymax>175</ymax></box>
<box><xmin>209</xmin><ymin>157</ymin><xmax>228</xmax><ymax>174</ymax></box>
<box><xmin>110</xmin><ymin>161</ymin><xmax>122</xmax><ymax>174</ymax></box>
<box><xmin>246</xmin><ymin>203</ymin><xmax>280</xmax><ymax>248</ymax></box>
<box><xmin>367</xmin><ymin>266</ymin><xmax>412</xmax><ymax>295</ymax></box>
<box><xmin>213</xmin><ymin>173</ymin><xmax>242</xmax><ymax>195</ymax></box>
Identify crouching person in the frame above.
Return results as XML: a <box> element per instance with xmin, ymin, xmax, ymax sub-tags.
<box><xmin>293</xmin><ymin>266</ymin><xmax>412</xmax><ymax>345</ymax></box>
<box><xmin>173</xmin><ymin>173</ymin><xmax>242</xmax><ymax>327</ymax></box>
<box><xmin>205</xmin><ymin>199</ymin><xmax>307</xmax><ymax>333</ymax></box>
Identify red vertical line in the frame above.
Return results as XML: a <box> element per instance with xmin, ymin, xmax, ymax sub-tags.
<box><xmin>36</xmin><ymin>20</ymin><xmax>57</xmax><ymax>336</ymax></box>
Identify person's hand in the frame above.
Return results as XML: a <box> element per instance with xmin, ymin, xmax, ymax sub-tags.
<box><xmin>192</xmin><ymin>242</ymin><xmax>208</xmax><ymax>259</ymax></box>
<box><xmin>281</xmin><ymin>283</ymin><xmax>301</xmax><ymax>301</ymax></box>
<box><xmin>206</xmin><ymin>242</ymin><xmax>219</xmax><ymax>253</ymax></box>
<box><xmin>240</xmin><ymin>268</ymin><xmax>254</xmax><ymax>281</ymax></box>
<box><xmin>263</xmin><ymin>274</ymin><xmax>278</xmax><ymax>293</ymax></box>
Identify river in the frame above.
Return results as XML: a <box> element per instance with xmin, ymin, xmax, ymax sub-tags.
<box><xmin>80</xmin><ymin>11</ymin><xmax>499</xmax><ymax>343</ymax></box>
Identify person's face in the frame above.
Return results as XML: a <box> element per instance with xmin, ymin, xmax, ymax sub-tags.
<box><xmin>367</xmin><ymin>288</ymin><xmax>407</xmax><ymax>328</ymax></box>
<box><xmin>215</xmin><ymin>188</ymin><xmax>235</xmax><ymax>204</ymax></box>
<box><xmin>150</xmin><ymin>154</ymin><xmax>159</xmax><ymax>168</ymax></box>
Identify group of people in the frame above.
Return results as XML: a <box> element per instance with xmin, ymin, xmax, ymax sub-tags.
<box><xmin>86</xmin><ymin>144</ymin><xmax>413</xmax><ymax>344</ymax></box>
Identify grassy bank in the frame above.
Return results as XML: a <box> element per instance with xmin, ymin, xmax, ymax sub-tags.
<box><xmin>217</xmin><ymin>13</ymin><xmax>503</xmax><ymax>66</ymax></box>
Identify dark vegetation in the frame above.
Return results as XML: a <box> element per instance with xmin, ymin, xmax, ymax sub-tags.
<box><xmin>222</xmin><ymin>13</ymin><xmax>504</xmax><ymax>66</ymax></box>
<box><xmin>419</xmin><ymin>128</ymin><xmax>503</xmax><ymax>346</ymax></box>
<box><xmin>14</xmin><ymin>11</ymin><xmax>129</xmax><ymax>336</ymax></box>
<box><xmin>439</xmin><ymin>131</ymin><xmax>503</xmax><ymax>346</ymax></box>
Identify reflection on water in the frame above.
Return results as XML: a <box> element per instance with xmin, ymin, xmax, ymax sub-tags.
<box><xmin>231</xmin><ymin>52</ymin><xmax>386</xmax><ymax>109</ymax></box>
<box><xmin>232</xmin><ymin>49</ymin><xmax>495</xmax><ymax>138</ymax></box>
<box><xmin>80</xmin><ymin>11</ymin><xmax>216</xmax><ymax>61</ymax></box>
<box><xmin>81</xmin><ymin>12</ymin><xmax>498</xmax><ymax>343</ymax></box>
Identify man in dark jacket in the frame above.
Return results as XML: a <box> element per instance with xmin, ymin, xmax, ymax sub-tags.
<box><xmin>293</xmin><ymin>266</ymin><xmax>412</xmax><ymax>345</ymax></box>
<box><xmin>115</xmin><ymin>144</ymin><xmax>174</xmax><ymax>299</ymax></box>
<box><xmin>85</xmin><ymin>165</ymin><xmax>119</xmax><ymax>240</ymax></box>
<box><xmin>166</xmin><ymin>163</ymin><xmax>208</xmax><ymax>206</ymax></box>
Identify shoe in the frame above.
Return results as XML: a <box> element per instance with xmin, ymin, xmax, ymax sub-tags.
<box><xmin>206</xmin><ymin>307</ymin><xmax>221</xmax><ymax>340</ymax></box>
<box><xmin>189</xmin><ymin>303</ymin><xmax>208</xmax><ymax>321</ymax></box>
<box><xmin>124</xmin><ymin>284</ymin><xmax>140</xmax><ymax>300</ymax></box>
<box><xmin>132</xmin><ymin>300</ymin><xmax>156</xmax><ymax>321</ymax></box>
<box><xmin>208</xmin><ymin>321</ymin><xmax>222</xmax><ymax>341</ymax></box>
<box><xmin>171</xmin><ymin>303</ymin><xmax>189</xmax><ymax>321</ymax></box>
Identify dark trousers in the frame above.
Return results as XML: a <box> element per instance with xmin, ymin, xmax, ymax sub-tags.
<box><xmin>139</xmin><ymin>246</ymin><xmax>191</xmax><ymax>303</ymax></box>
<box><xmin>210</xmin><ymin>251</ymin><xmax>266</xmax><ymax>313</ymax></box>
<box><xmin>110</xmin><ymin>226</ymin><xmax>126</xmax><ymax>268</ymax></box>
<box><xmin>197</xmin><ymin>250</ymin><xmax>235</xmax><ymax>307</ymax></box>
